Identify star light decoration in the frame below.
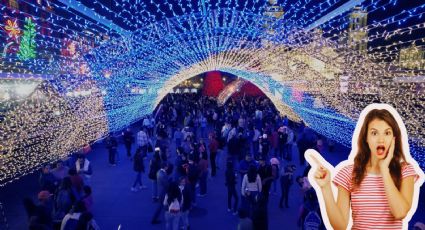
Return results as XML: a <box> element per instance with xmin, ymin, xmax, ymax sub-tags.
<box><xmin>3</xmin><ymin>19</ymin><xmax>21</xmax><ymax>40</ymax></box>
<box><xmin>0</xmin><ymin>0</ymin><xmax>425</xmax><ymax>185</ymax></box>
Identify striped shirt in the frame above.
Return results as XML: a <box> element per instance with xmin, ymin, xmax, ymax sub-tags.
<box><xmin>333</xmin><ymin>163</ymin><xmax>419</xmax><ymax>229</ymax></box>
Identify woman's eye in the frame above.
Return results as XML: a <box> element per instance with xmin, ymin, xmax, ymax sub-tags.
<box><xmin>371</xmin><ymin>131</ymin><xmax>377</xmax><ymax>135</ymax></box>
<box><xmin>385</xmin><ymin>131</ymin><xmax>392</xmax><ymax>136</ymax></box>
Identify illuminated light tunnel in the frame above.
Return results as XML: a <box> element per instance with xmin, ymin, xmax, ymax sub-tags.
<box><xmin>0</xmin><ymin>0</ymin><xmax>424</xmax><ymax>186</ymax></box>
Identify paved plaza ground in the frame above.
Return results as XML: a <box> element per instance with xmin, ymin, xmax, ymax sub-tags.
<box><xmin>1</xmin><ymin>129</ymin><xmax>424</xmax><ymax>230</ymax></box>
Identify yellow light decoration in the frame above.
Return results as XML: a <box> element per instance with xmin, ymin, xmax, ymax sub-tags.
<box><xmin>0</xmin><ymin>80</ymin><xmax>108</xmax><ymax>186</ymax></box>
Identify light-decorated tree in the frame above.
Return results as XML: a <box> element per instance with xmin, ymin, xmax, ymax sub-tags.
<box><xmin>18</xmin><ymin>17</ymin><xmax>36</xmax><ymax>61</ymax></box>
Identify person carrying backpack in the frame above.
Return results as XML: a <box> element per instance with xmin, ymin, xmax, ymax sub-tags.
<box><xmin>298</xmin><ymin>189</ymin><xmax>325</xmax><ymax>230</ymax></box>
<box><xmin>60</xmin><ymin>201</ymin><xmax>86</xmax><ymax>230</ymax></box>
<box><xmin>163</xmin><ymin>182</ymin><xmax>182</xmax><ymax>230</ymax></box>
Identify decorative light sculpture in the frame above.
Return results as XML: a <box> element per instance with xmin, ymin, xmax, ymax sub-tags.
<box><xmin>0</xmin><ymin>0</ymin><xmax>424</xmax><ymax>185</ymax></box>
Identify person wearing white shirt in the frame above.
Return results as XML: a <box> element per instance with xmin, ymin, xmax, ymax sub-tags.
<box><xmin>241</xmin><ymin>165</ymin><xmax>262</xmax><ymax>215</ymax></box>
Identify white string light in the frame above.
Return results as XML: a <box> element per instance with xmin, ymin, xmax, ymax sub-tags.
<box><xmin>0</xmin><ymin>0</ymin><xmax>424</xmax><ymax>186</ymax></box>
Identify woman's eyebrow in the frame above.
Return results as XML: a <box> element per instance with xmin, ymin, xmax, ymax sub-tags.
<box><xmin>369</xmin><ymin>127</ymin><xmax>392</xmax><ymax>131</ymax></box>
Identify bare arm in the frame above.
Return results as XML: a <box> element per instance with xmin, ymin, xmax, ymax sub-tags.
<box><xmin>379</xmin><ymin>138</ymin><xmax>415</xmax><ymax>220</ymax></box>
<box><xmin>381</xmin><ymin>168</ymin><xmax>414</xmax><ymax>219</ymax></box>
<box><xmin>320</xmin><ymin>185</ymin><xmax>350</xmax><ymax>230</ymax></box>
<box><xmin>306</xmin><ymin>150</ymin><xmax>350</xmax><ymax>230</ymax></box>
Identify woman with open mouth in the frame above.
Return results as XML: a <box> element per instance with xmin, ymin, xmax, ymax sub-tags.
<box><xmin>306</xmin><ymin>104</ymin><xmax>424</xmax><ymax>230</ymax></box>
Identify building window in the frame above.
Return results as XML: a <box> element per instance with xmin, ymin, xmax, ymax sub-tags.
<box><xmin>9</xmin><ymin>0</ymin><xmax>19</xmax><ymax>9</ymax></box>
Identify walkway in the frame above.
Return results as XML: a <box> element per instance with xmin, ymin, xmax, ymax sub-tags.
<box><xmin>1</xmin><ymin>129</ymin><xmax>424</xmax><ymax>230</ymax></box>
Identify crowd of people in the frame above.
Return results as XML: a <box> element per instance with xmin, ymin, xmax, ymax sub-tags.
<box><xmin>114</xmin><ymin>93</ymin><xmax>330</xmax><ymax>230</ymax></box>
<box><xmin>25</xmin><ymin>153</ymin><xmax>98</xmax><ymax>230</ymax></box>
<box><xmin>25</xmin><ymin>93</ymin><xmax>332</xmax><ymax>230</ymax></box>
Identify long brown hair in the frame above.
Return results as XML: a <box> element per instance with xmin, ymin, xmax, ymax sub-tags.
<box><xmin>353</xmin><ymin>109</ymin><xmax>406</xmax><ymax>190</ymax></box>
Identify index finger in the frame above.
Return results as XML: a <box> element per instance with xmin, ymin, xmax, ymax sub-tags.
<box><xmin>310</xmin><ymin>155</ymin><xmax>322</xmax><ymax>167</ymax></box>
<box><xmin>305</xmin><ymin>149</ymin><xmax>325</xmax><ymax>168</ymax></box>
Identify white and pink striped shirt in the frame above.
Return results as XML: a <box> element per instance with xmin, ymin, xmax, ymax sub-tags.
<box><xmin>333</xmin><ymin>163</ymin><xmax>419</xmax><ymax>229</ymax></box>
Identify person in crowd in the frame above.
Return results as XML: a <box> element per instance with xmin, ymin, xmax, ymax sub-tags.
<box><xmin>51</xmin><ymin>160</ymin><xmax>69</xmax><ymax>181</ymax></box>
<box><xmin>237</xmin><ymin>209</ymin><xmax>253</xmax><ymax>230</ymax></box>
<box><xmin>270</xmin><ymin>129</ymin><xmax>279</xmax><ymax>158</ymax></box>
<box><xmin>149</xmin><ymin>115</ymin><xmax>156</xmax><ymax>137</ymax></box>
<box><xmin>239</xmin><ymin>154</ymin><xmax>257</xmax><ymax>182</ymax></box>
<box><xmin>198</xmin><ymin>139</ymin><xmax>207</xmax><ymax>162</ymax></box>
<box><xmin>136</xmin><ymin>127</ymin><xmax>150</xmax><ymax>159</ymax></box>
<box><xmin>277</xmin><ymin>126</ymin><xmax>288</xmax><ymax>160</ymax></box>
<box><xmin>241</xmin><ymin>165</ymin><xmax>262</xmax><ymax>215</ymax></box>
<box><xmin>155</xmin><ymin>136</ymin><xmax>169</xmax><ymax>162</ymax></box>
<box><xmin>81</xmin><ymin>143</ymin><xmax>92</xmax><ymax>155</ymax></box>
<box><xmin>182</xmin><ymin>127</ymin><xmax>192</xmax><ymax>142</ymax></box>
<box><xmin>316</xmin><ymin>138</ymin><xmax>325</xmax><ymax>153</ymax></box>
<box><xmin>74</xmin><ymin>155</ymin><xmax>92</xmax><ymax>183</ymax></box>
<box><xmin>296</xmin><ymin>175</ymin><xmax>313</xmax><ymax>201</ymax></box>
<box><xmin>227</xmin><ymin>130</ymin><xmax>240</xmax><ymax>169</ymax></box>
<box><xmin>237</xmin><ymin>127</ymin><xmax>249</xmax><ymax>162</ymax></box>
<box><xmin>178</xmin><ymin>176</ymin><xmax>192</xmax><ymax>230</ymax></box>
<box><xmin>182</xmin><ymin>135</ymin><xmax>193</xmax><ymax>156</ymax></box>
<box><xmin>81</xmin><ymin>185</ymin><xmax>93</xmax><ymax>213</ymax></box>
<box><xmin>183</xmin><ymin>112</ymin><xmax>192</xmax><ymax>129</ymax></box>
<box><xmin>414</xmin><ymin>222</ymin><xmax>425</xmax><ymax>230</ymax></box>
<box><xmin>252</xmin><ymin>191</ymin><xmax>269</xmax><ymax>230</ymax></box>
<box><xmin>251</xmin><ymin>125</ymin><xmax>261</xmax><ymax>156</ymax></box>
<box><xmin>68</xmin><ymin>168</ymin><xmax>84</xmax><ymax>200</ymax></box>
<box><xmin>198</xmin><ymin>152</ymin><xmax>208</xmax><ymax>197</ymax></box>
<box><xmin>225</xmin><ymin>161</ymin><xmax>238</xmax><ymax>215</ymax></box>
<box><xmin>148</xmin><ymin>149</ymin><xmax>162</xmax><ymax>202</ymax></box>
<box><xmin>285</xmin><ymin>126</ymin><xmax>295</xmax><ymax>161</ymax></box>
<box><xmin>221</xmin><ymin>121</ymin><xmax>231</xmax><ymax>145</ymax></box>
<box><xmin>39</xmin><ymin>164</ymin><xmax>58</xmax><ymax>194</ymax></box>
<box><xmin>174</xmin><ymin>127</ymin><xmax>183</xmax><ymax>148</ymax></box>
<box><xmin>297</xmin><ymin>189</ymin><xmax>325</xmax><ymax>230</ymax></box>
<box><xmin>36</xmin><ymin>190</ymin><xmax>54</xmax><ymax>229</ymax></box>
<box><xmin>143</xmin><ymin>115</ymin><xmax>151</xmax><ymax>132</ymax></box>
<box><xmin>259</xmin><ymin>134</ymin><xmax>270</xmax><ymax>160</ymax></box>
<box><xmin>151</xmin><ymin>162</ymin><xmax>169</xmax><ymax>224</ymax></box>
<box><xmin>186</xmin><ymin>155</ymin><xmax>200</xmax><ymax>206</ymax></box>
<box><xmin>123</xmin><ymin>128</ymin><xmax>134</xmax><ymax>158</ymax></box>
<box><xmin>269</xmin><ymin>157</ymin><xmax>280</xmax><ymax>195</ymax></box>
<box><xmin>54</xmin><ymin>177</ymin><xmax>75</xmax><ymax>221</ymax></box>
<box><xmin>298</xmin><ymin>127</ymin><xmax>317</xmax><ymax>166</ymax></box>
<box><xmin>23</xmin><ymin>197</ymin><xmax>37</xmax><ymax>224</ymax></box>
<box><xmin>131</xmin><ymin>147</ymin><xmax>147</xmax><ymax>192</ymax></box>
<box><xmin>60</xmin><ymin>201</ymin><xmax>86</xmax><ymax>230</ymax></box>
<box><xmin>208</xmin><ymin>132</ymin><xmax>219</xmax><ymax>177</ymax></box>
<box><xmin>104</xmin><ymin>134</ymin><xmax>118</xmax><ymax>166</ymax></box>
<box><xmin>257</xmin><ymin>156</ymin><xmax>273</xmax><ymax>202</ymax></box>
<box><xmin>174</xmin><ymin>147</ymin><xmax>188</xmax><ymax>181</ymax></box>
<box><xmin>156</xmin><ymin>120</ymin><xmax>168</xmax><ymax>139</ymax></box>
<box><xmin>163</xmin><ymin>182</ymin><xmax>182</xmax><ymax>230</ymax></box>
<box><xmin>200</xmin><ymin>114</ymin><xmax>208</xmax><ymax>139</ymax></box>
<box><xmin>280</xmin><ymin>164</ymin><xmax>296</xmax><ymax>208</ymax></box>
<box><xmin>76</xmin><ymin>212</ymin><xmax>100</xmax><ymax>230</ymax></box>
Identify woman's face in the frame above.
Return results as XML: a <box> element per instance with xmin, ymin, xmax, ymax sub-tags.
<box><xmin>366</xmin><ymin>119</ymin><xmax>394</xmax><ymax>160</ymax></box>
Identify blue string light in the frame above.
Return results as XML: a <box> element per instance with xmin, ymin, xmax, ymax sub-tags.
<box><xmin>0</xmin><ymin>0</ymin><xmax>424</xmax><ymax>186</ymax></box>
